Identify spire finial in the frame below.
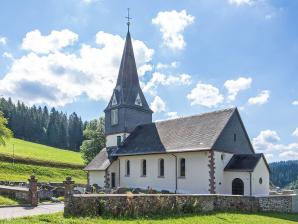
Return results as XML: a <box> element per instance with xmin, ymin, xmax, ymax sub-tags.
<box><xmin>125</xmin><ymin>8</ymin><xmax>132</xmax><ymax>31</ymax></box>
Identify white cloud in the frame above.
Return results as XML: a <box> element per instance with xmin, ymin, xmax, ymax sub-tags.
<box><xmin>152</xmin><ymin>10</ymin><xmax>194</xmax><ymax>50</ymax></box>
<box><xmin>229</xmin><ymin>0</ymin><xmax>255</xmax><ymax>6</ymax></box>
<box><xmin>187</xmin><ymin>83</ymin><xmax>224</xmax><ymax>108</ymax></box>
<box><xmin>143</xmin><ymin>72</ymin><xmax>191</xmax><ymax>95</ymax></box>
<box><xmin>0</xmin><ymin>30</ymin><xmax>154</xmax><ymax>107</ymax></box>
<box><xmin>252</xmin><ymin>129</ymin><xmax>281</xmax><ymax>152</ymax></box>
<box><xmin>2</xmin><ymin>52</ymin><xmax>14</xmax><ymax>60</ymax></box>
<box><xmin>224</xmin><ymin>77</ymin><xmax>252</xmax><ymax>101</ymax></box>
<box><xmin>167</xmin><ymin>111</ymin><xmax>179</xmax><ymax>119</ymax></box>
<box><xmin>156</xmin><ymin>61</ymin><xmax>178</xmax><ymax>70</ymax></box>
<box><xmin>81</xmin><ymin>0</ymin><xmax>99</xmax><ymax>4</ymax></box>
<box><xmin>0</xmin><ymin>36</ymin><xmax>7</xmax><ymax>45</ymax></box>
<box><xmin>279</xmin><ymin>151</ymin><xmax>298</xmax><ymax>160</ymax></box>
<box><xmin>150</xmin><ymin>96</ymin><xmax>166</xmax><ymax>113</ymax></box>
<box><xmin>248</xmin><ymin>90</ymin><xmax>270</xmax><ymax>105</ymax></box>
<box><xmin>22</xmin><ymin>29</ymin><xmax>79</xmax><ymax>54</ymax></box>
<box><xmin>293</xmin><ymin>128</ymin><xmax>298</xmax><ymax>137</ymax></box>
<box><xmin>292</xmin><ymin>100</ymin><xmax>298</xmax><ymax>106</ymax></box>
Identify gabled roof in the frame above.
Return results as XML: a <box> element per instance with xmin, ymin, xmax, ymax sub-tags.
<box><xmin>114</xmin><ymin>108</ymin><xmax>236</xmax><ymax>156</ymax></box>
<box><xmin>105</xmin><ymin>31</ymin><xmax>151</xmax><ymax>112</ymax></box>
<box><xmin>224</xmin><ymin>153</ymin><xmax>269</xmax><ymax>172</ymax></box>
<box><xmin>84</xmin><ymin>147</ymin><xmax>117</xmax><ymax>171</ymax></box>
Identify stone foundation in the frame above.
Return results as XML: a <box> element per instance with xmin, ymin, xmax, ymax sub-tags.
<box><xmin>65</xmin><ymin>194</ymin><xmax>298</xmax><ymax>217</ymax></box>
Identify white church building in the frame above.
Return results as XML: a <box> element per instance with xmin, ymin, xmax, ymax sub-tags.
<box><xmin>84</xmin><ymin>28</ymin><xmax>270</xmax><ymax>196</ymax></box>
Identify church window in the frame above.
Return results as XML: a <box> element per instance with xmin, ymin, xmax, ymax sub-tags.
<box><xmin>112</xmin><ymin>93</ymin><xmax>117</xmax><ymax>106</ymax></box>
<box><xmin>180</xmin><ymin>158</ymin><xmax>186</xmax><ymax>177</ymax></box>
<box><xmin>135</xmin><ymin>93</ymin><xmax>142</xmax><ymax>106</ymax></box>
<box><xmin>234</xmin><ymin>133</ymin><xmax>237</xmax><ymax>142</ymax></box>
<box><xmin>126</xmin><ymin>160</ymin><xmax>130</xmax><ymax>176</ymax></box>
<box><xmin>117</xmin><ymin>136</ymin><xmax>121</xmax><ymax>146</ymax></box>
<box><xmin>111</xmin><ymin>109</ymin><xmax>118</xmax><ymax>125</ymax></box>
<box><xmin>158</xmin><ymin>159</ymin><xmax>164</xmax><ymax>177</ymax></box>
<box><xmin>141</xmin><ymin>159</ymin><xmax>146</xmax><ymax>176</ymax></box>
<box><xmin>259</xmin><ymin>177</ymin><xmax>263</xmax><ymax>184</ymax></box>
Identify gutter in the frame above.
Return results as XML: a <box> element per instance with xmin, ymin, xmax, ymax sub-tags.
<box><xmin>171</xmin><ymin>154</ymin><xmax>178</xmax><ymax>193</ymax></box>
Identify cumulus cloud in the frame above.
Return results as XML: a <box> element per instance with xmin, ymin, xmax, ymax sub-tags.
<box><xmin>292</xmin><ymin>100</ymin><xmax>298</xmax><ymax>106</ymax></box>
<box><xmin>150</xmin><ymin>96</ymin><xmax>166</xmax><ymax>113</ymax></box>
<box><xmin>293</xmin><ymin>128</ymin><xmax>298</xmax><ymax>137</ymax></box>
<box><xmin>2</xmin><ymin>52</ymin><xmax>14</xmax><ymax>60</ymax></box>
<box><xmin>229</xmin><ymin>0</ymin><xmax>255</xmax><ymax>6</ymax></box>
<box><xmin>248</xmin><ymin>90</ymin><xmax>270</xmax><ymax>105</ymax></box>
<box><xmin>167</xmin><ymin>111</ymin><xmax>179</xmax><ymax>119</ymax></box>
<box><xmin>0</xmin><ymin>30</ymin><xmax>154</xmax><ymax>107</ymax></box>
<box><xmin>279</xmin><ymin>151</ymin><xmax>298</xmax><ymax>160</ymax></box>
<box><xmin>156</xmin><ymin>61</ymin><xmax>178</xmax><ymax>70</ymax></box>
<box><xmin>224</xmin><ymin>77</ymin><xmax>252</xmax><ymax>101</ymax></box>
<box><xmin>21</xmin><ymin>29</ymin><xmax>79</xmax><ymax>54</ymax></box>
<box><xmin>0</xmin><ymin>36</ymin><xmax>7</xmax><ymax>45</ymax></box>
<box><xmin>187</xmin><ymin>83</ymin><xmax>224</xmax><ymax>108</ymax></box>
<box><xmin>152</xmin><ymin>10</ymin><xmax>194</xmax><ymax>50</ymax></box>
<box><xmin>143</xmin><ymin>72</ymin><xmax>191</xmax><ymax>95</ymax></box>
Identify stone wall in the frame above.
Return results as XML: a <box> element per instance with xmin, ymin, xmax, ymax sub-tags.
<box><xmin>65</xmin><ymin>194</ymin><xmax>298</xmax><ymax>217</ymax></box>
<box><xmin>0</xmin><ymin>185</ymin><xmax>29</xmax><ymax>202</ymax></box>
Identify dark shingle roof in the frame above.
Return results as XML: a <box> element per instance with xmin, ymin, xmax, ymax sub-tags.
<box><xmin>84</xmin><ymin>147</ymin><xmax>117</xmax><ymax>171</ymax></box>
<box><xmin>224</xmin><ymin>154</ymin><xmax>266</xmax><ymax>172</ymax></box>
<box><xmin>114</xmin><ymin>108</ymin><xmax>236</xmax><ymax>156</ymax></box>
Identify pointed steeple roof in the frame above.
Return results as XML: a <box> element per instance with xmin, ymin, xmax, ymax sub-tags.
<box><xmin>105</xmin><ymin>31</ymin><xmax>151</xmax><ymax>112</ymax></box>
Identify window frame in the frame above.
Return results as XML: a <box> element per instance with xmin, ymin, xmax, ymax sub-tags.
<box><xmin>158</xmin><ymin>158</ymin><xmax>165</xmax><ymax>178</ymax></box>
<box><xmin>141</xmin><ymin>159</ymin><xmax>147</xmax><ymax>177</ymax></box>
<box><xmin>111</xmin><ymin>109</ymin><xmax>118</xmax><ymax>126</ymax></box>
<box><xmin>179</xmin><ymin>158</ymin><xmax>186</xmax><ymax>178</ymax></box>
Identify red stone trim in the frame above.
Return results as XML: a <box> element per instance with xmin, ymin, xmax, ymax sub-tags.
<box><xmin>208</xmin><ymin>150</ymin><xmax>216</xmax><ymax>194</ymax></box>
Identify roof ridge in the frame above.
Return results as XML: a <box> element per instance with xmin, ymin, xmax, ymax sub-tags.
<box><xmin>155</xmin><ymin>107</ymin><xmax>236</xmax><ymax>124</ymax></box>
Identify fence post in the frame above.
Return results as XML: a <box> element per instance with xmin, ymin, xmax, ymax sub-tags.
<box><xmin>63</xmin><ymin>176</ymin><xmax>74</xmax><ymax>213</ymax></box>
<box><xmin>28</xmin><ymin>175</ymin><xmax>38</xmax><ymax>206</ymax></box>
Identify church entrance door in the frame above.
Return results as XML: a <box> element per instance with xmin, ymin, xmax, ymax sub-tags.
<box><xmin>232</xmin><ymin>178</ymin><xmax>244</xmax><ymax>195</ymax></box>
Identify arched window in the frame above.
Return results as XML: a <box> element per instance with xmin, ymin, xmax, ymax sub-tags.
<box><xmin>125</xmin><ymin>160</ymin><xmax>130</xmax><ymax>176</ymax></box>
<box><xmin>141</xmin><ymin>159</ymin><xmax>146</xmax><ymax>176</ymax></box>
<box><xmin>232</xmin><ymin>178</ymin><xmax>244</xmax><ymax>195</ymax></box>
<box><xmin>159</xmin><ymin>159</ymin><xmax>164</xmax><ymax>177</ymax></box>
<box><xmin>180</xmin><ymin>158</ymin><xmax>186</xmax><ymax>177</ymax></box>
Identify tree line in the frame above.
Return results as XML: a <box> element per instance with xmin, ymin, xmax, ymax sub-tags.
<box><xmin>0</xmin><ymin>98</ymin><xmax>84</xmax><ymax>151</ymax></box>
<box><xmin>269</xmin><ymin>160</ymin><xmax>298</xmax><ymax>188</ymax></box>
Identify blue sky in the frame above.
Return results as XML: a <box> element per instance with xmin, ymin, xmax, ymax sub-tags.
<box><xmin>0</xmin><ymin>0</ymin><xmax>297</xmax><ymax>162</ymax></box>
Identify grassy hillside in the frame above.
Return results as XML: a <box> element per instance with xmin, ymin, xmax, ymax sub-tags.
<box><xmin>0</xmin><ymin>138</ymin><xmax>86</xmax><ymax>184</ymax></box>
<box><xmin>0</xmin><ymin>138</ymin><xmax>84</xmax><ymax>168</ymax></box>
<box><xmin>0</xmin><ymin>161</ymin><xmax>86</xmax><ymax>184</ymax></box>
<box><xmin>2</xmin><ymin>212</ymin><xmax>298</xmax><ymax>224</ymax></box>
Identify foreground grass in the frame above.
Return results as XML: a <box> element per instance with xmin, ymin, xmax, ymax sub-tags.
<box><xmin>0</xmin><ymin>161</ymin><xmax>86</xmax><ymax>184</ymax></box>
<box><xmin>0</xmin><ymin>196</ymin><xmax>19</xmax><ymax>206</ymax></box>
<box><xmin>1</xmin><ymin>212</ymin><xmax>298</xmax><ymax>224</ymax></box>
<box><xmin>0</xmin><ymin>138</ymin><xmax>84</xmax><ymax>167</ymax></box>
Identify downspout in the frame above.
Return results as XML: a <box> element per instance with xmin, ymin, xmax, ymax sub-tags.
<box><xmin>249</xmin><ymin>172</ymin><xmax>252</xmax><ymax>196</ymax></box>
<box><xmin>171</xmin><ymin>154</ymin><xmax>178</xmax><ymax>194</ymax></box>
<box><xmin>118</xmin><ymin>159</ymin><xmax>121</xmax><ymax>187</ymax></box>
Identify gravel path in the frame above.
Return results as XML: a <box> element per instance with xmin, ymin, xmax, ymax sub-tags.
<box><xmin>0</xmin><ymin>203</ymin><xmax>64</xmax><ymax>220</ymax></box>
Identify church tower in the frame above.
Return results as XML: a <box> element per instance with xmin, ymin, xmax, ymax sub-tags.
<box><xmin>104</xmin><ymin>28</ymin><xmax>153</xmax><ymax>147</ymax></box>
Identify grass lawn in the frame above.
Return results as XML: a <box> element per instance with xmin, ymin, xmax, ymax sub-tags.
<box><xmin>0</xmin><ymin>138</ymin><xmax>84</xmax><ymax>167</ymax></box>
<box><xmin>0</xmin><ymin>161</ymin><xmax>86</xmax><ymax>184</ymax></box>
<box><xmin>0</xmin><ymin>196</ymin><xmax>19</xmax><ymax>206</ymax></box>
<box><xmin>1</xmin><ymin>212</ymin><xmax>298</xmax><ymax>224</ymax></box>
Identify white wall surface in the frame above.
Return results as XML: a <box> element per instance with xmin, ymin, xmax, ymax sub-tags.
<box><xmin>252</xmin><ymin>157</ymin><xmax>270</xmax><ymax>196</ymax></box>
<box><xmin>107</xmin><ymin>159</ymin><xmax>120</xmax><ymax>188</ymax></box>
<box><xmin>89</xmin><ymin>171</ymin><xmax>105</xmax><ymax>187</ymax></box>
<box><xmin>119</xmin><ymin>151</ymin><xmax>210</xmax><ymax>194</ymax></box>
<box><xmin>106</xmin><ymin>133</ymin><xmax>130</xmax><ymax>147</ymax></box>
<box><xmin>214</xmin><ymin>151</ymin><xmax>233</xmax><ymax>194</ymax></box>
<box><xmin>223</xmin><ymin>171</ymin><xmax>251</xmax><ymax>196</ymax></box>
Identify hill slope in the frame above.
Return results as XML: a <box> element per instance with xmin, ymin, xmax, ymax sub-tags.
<box><xmin>269</xmin><ymin>160</ymin><xmax>298</xmax><ymax>188</ymax></box>
<box><xmin>0</xmin><ymin>138</ymin><xmax>86</xmax><ymax>184</ymax></box>
<box><xmin>0</xmin><ymin>138</ymin><xmax>84</xmax><ymax>168</ymax></box>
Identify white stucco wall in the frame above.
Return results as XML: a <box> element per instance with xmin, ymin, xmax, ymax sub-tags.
<box><xmin>223</xmin><ymin>171</ymin><xmax>251</xmax><ymax>196</ymax></box>
<box><xmin>89</xmin><ymin>170</ymin><xmax>105</xmax><ymax>187</ymax></box>
<box><xmin>107</xmin><ymin>159</ymin><xmax>120</xmax><ymax>188</ymax></box>
<box><xmin>251</xmin><ymin>157</ymin><xmax>270</xmax><ymax>196</ymax></box>
<box><xmin>119</xmin><ymin>151</ymin><xmax>210</xmax><ymax>194</ymax></box>
<box><xmin>106</xmin><ymin>133</ymin><xmax>130</xmax><ymax>147</ymax></box>
<box><xmin>214</xmin><ymin>151</ymin><xmax>233</xmax><ymax>194</ymax></box>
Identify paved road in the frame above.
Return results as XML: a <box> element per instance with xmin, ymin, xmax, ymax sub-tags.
<box><xmin>0</xmin><ymin>203</ymin><xmax>64</xmax><ymax>220</ymax></box>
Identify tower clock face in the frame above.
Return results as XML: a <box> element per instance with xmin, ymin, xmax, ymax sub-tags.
<box><xmin>135</xmin><ymin>93</ymin><xmax>142</xmax><ymax>106</ymax></box>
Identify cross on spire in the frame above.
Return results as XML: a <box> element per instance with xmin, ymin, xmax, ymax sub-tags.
<box><xmin>125</xmin><ymin>8</ymin><xmax>132</xmax><ymax>31</ymax></box>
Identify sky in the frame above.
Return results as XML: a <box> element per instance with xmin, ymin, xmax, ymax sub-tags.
<box><xmin>0</xmin><ymin>0</ymin><xmax>297</xmax><ymax>162</ymax></box>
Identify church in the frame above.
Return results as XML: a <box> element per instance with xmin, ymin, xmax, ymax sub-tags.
<box><xmin>84</xmin><ymin>27</ymin><xmax>270</xmax><ymax>196</ymax></box>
